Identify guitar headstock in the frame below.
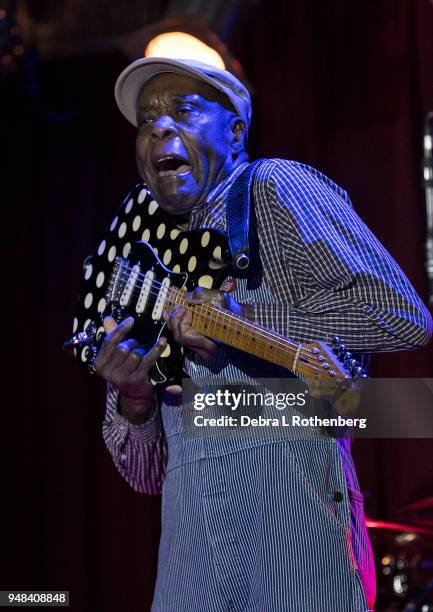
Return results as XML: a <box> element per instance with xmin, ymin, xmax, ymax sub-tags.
<box><xmin>299</xmin><ymin>337</ymin><xmax>368</xmax><ymax>414</ymax></box>
<box><xmin>301</xmin><ymin>337</ymin><xmax>368</xmax><ymax>384</ymax></box>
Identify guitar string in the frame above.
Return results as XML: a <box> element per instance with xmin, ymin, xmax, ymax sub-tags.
<box><xmin>109</xmin><ymin>265</ymin><xmax>347</xmax><ymax>373</ymax></box>
<box><xmin>111</xmin><ymin>267</ymin><xmax>326</xmax><ymax>362</ymax></box>
<box><xmin>111</xmin><ymin>266</ymin><xmax>319</xmax><ymax>355</ymax></box>
<box><xmin>101</xmin><ymin>265</ymin><xmax>347</xmax><ymax>375</ymax></box>
<box><xmin>116</xmin><ymin>297</ymin><xmax>329</xmax><ymax>378</ymax></box>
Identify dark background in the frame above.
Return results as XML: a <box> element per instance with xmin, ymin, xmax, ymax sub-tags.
<box><xmin>1</xmin><ymin>1</ymin><xmax>433</xmax><ymax>610</ymax></box>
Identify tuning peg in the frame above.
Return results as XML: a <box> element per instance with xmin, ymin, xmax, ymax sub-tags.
<box><xmin>338</xmin><ymin>344</ymin><xmax>346</xmax><ymax>360</ymax></box>
<box><xmin>352</xmin><ymin>366</ymin><xmax>368</xmax><ymax>379</ymax></box>
<box><xmin>332</xmin><ymin>336</ymin><xmax>341</xmax><ymax>353</ymax></box>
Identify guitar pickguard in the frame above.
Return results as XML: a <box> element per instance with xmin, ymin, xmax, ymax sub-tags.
<box><xmin>66</xmin><ymin>184</ymin><xmax>232</xmax><ymax>385</ymax></box>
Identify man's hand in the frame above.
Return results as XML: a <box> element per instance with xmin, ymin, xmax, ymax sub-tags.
<box><xmin>163</xmin><ymin>287</ymin><xmax>254</xmax><ymax>360</ymax></box>
<box><xmin>94</xmin><ymin>316</ymin><xmax>167</xmax><ymax>423</ymax></box>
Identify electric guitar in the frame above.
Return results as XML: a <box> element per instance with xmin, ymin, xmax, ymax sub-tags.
<box><xmin>65</xmin><ymin>184</ymin><xmax>367</xmax><ymax>398</ymax></box>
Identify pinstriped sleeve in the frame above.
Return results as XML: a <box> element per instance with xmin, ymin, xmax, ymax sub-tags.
<box><xmin>102</xmin><ymin>383</ymin><xmax>166</xmax><ymax>495</ymax></box>
<box><xmin>253</xmin><ymin>160</ymin><xmax>432</xmax><ymax>352</ymax></box>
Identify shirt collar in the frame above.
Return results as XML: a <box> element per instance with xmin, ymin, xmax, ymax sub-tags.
<box><xmin>193</xmin><ymin>162</ymin><xmax>250</xmax><ymax>213</ymax></box>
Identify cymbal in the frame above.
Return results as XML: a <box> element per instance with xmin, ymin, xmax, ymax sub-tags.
<box><xmin>367</xmin><ymin>513</ymin><xmax>433</xmax><ymax>609</ymax></box>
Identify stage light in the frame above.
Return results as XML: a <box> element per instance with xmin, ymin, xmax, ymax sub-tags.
<box><xmin>141</xmin><ymin>1</ymin><xmax>249</xmax><ymax>81</ymax></box>
<box><xmin>145</xmin><ymin>31</ymin><xmax>225</xmax><ymax>69</ymax></box>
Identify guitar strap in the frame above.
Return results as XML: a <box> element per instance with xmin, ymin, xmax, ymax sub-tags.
<box><xmin>226</xmin><ymin>159</ymin><xmax>267</xmax><ymax>270</ymax></box>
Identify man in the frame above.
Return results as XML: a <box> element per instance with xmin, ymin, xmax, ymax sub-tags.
<box><xmin>96</xmin><ymin>57</ymin><xmax>432</xmax><ymax>611</ymax></box>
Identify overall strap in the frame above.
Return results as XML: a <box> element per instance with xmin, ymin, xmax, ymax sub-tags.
<box><xmin>226</xmin><ymin>159</ymin><xmax>267</xmax><ymax>270</ymax></box>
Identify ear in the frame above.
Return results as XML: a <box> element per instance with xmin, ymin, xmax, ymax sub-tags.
<box><xmin>229</xmin><ymin>117</ymin><xmax>247</xmax><ymax>154</ymax></box>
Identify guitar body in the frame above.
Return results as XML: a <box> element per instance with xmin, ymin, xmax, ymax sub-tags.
<box><xmin>66</xmin><ymin>183</ymin><xmax>367</xmax><ymax>395</ymax></box>
<box><xmin>69</xmin><ymin>184</ymin><xmax>232</xmax><ymax>385</ymax></box>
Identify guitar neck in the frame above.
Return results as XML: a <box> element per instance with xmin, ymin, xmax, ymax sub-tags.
<box><xmin>166</xmin><ymin>290</ymin><xmax>309</xmax><ymax>377</ymax></box>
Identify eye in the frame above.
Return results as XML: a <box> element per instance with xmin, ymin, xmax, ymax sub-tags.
<box><xmin>138</xmin><ymin>113</ymin><xmax>154</xmax><ymax>127</ymax></box>
<box><xmin>176</xmin><ymin>105</ymin><xmax>193</xmax><ymax>117</ymax></box>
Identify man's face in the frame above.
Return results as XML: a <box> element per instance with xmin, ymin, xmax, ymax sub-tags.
<box><xmin>135</xmin><ymin>73</ymin><xmax>241</xmax><ymax>216</ymax></box>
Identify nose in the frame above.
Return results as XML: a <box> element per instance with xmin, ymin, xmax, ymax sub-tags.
<box><xmin>151</xmin><ymin>115</ymin><xmax>178</xmax><ymax>140</ymax></box>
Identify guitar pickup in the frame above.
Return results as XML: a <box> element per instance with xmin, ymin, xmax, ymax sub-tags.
<box><xmin>136</xmin><ymin>270</ymin><xmax>155</xmax><ymax>313</ymax></box>
<box><xmin>152</xmin><ymin>277</ymin><xmax>171</xmax><ymax>320</ymax></box>
<box><xmin>120</xmin><ymin>264</ymin><xmax>140</xmax><ymax>307</ymax></box>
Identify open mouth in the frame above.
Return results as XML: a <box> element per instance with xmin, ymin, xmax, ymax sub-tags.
<box><xmin>155</xmin><ymin>156</ymin><xmax>191</xmax><ymax>177</ymax></box>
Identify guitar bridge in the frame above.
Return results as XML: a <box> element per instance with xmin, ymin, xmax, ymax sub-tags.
<box><xmin>105</xmin><ymin>257</ymin><xmax>127</xmax><ymax>303</ymax></box>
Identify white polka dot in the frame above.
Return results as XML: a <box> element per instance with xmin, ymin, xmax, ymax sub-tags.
<box><xmin>110</xmin><ymin>216</ymin><xmax>118</xmax><ymax>231</ymax></box>
<box><xmin>213</xmin><ymin>245</ymin><xmax>222</xmax><ymax>259</ymax></box>
<box><xmin>208</xmin><ymin>259</ymin><xmax>226</xmax><ymax>270</ymax></box>
<box><xmin>118</xmin><ymin>222</ymin><xmax>127</xmax><ymax>238</ymax></box>
<box><xmin>170</xmin><ymin>228</ymin><xmax>181</xmax><ymax>239</ymax></box>
<box><xmin>142</xmin><ymin>228</ymin><xmax>150</xmax><ymax>242</ymax></box>
<box><xmin>133</xmin><ymin>215</ymin><xmax>141</xmax><ymax>232</ymax></box>
<box><xmin>188</xmin><ymin>256</ymin><xmax>197</xmax><ymax>272</ymax></box>
<box><xmin>84</xmin><ymin>263</ymin><xmax>93</xmax><ymax>280</ymax></box>
<box><xmin>72</xmin><ymin>317</ymin><xmax>78</xmax><ymax>332</ymax></box>
<box><xmin>173</xmin><ymin>264</ymin><xmax>181</xmax><ymax>273</ymax></box>
<box><xmin>108</xmin><ymin>246</ymin><xmax>117</xmax><ymax>262</ymax></box>
<box><xmin>163</xmin><ymin>249</ymin><xmax>172</xmax><ymax>265</ymax></box>
<box><xmin>154</xmin><ymin>247</ymin><xmax>158</xmax><ymax>255</ymax></box>
<box><xmin>96</xmin><ymin>326</ymin><xmax>105</xmax><ymax>340</ymax></box>
<box><xmin>201</xmin><ymin>231</ymin><xmax>210</xmax><ymax>247</ymax></box>
<box><xmin>179</xmin><ymin>238</ymin><xmax>188</xmax><ymax>254</ymax></box>
<box><xmin>97</xmin><ymin>240</ymin><xmax>106</xmax><ymax>256</ymax></box>
<box><xmin>97</xmin><ymin>297</ymin><xmax>107</xmax><ymax>312</ymax></box>
<box><xmin>148</xmin><ymin>200</ymin><xmax>158</xmax><ymax>215</ymax></box>
<box><xmin>157</xmin><ymin>223</ymin><xmax>166</xmax><ymax>239</ymax></box>
<box><xmin>84</xmin><ymin>293</ymin><xmax>93</xmax><ymax>309</ymax></box>
<box><xmin>84</xmin><ymin>318</ymin><xmax>92</xmax><ymax>331</ymax></box>
<box><xmin>138</xmin><ymin>189</ymin><xmax>146</xmax><ymax>204</ymax></box>
<box><xmin>198</xmin><ymin>275</ymin><xmax>213</xmax><ymax>289</ymax></box>
<box><xmin>161</xmin><ymin>343</ymin><xmax>171</xmax><ymax>358</ymax></box>
<box><xmin>96</xmin><ymin>271</ymin><xmax>105</xmax><ymax>288</ymax></box>
<box><xmin>122</xmin><ymin>242</ymin><xmax>131</xmax><ymax>257</ymax></box>
<box><xmin>81</xmin><ymin>347</ymin><xmax>90</xmax><ymax>362</ymax></box>
<box><xmin>125</xmin><ymin>198</ymin><xmax>133</xmax><ymax>213</ymax></box>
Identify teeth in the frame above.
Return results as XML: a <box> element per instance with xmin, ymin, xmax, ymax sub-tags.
<box><xmin>155</xmin><ymin>156</ymin><xmax>191</xmax><ymax>175</ymax></box>
<box><xmin>156</xmin><ymin>156</ymin><xmax>175</xmax><ymax>169</ymax></box>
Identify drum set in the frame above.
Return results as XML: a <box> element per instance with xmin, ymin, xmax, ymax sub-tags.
<box><xmin>367</xmin><ymin>497</ymin><xmax>433</xmax><ymax>611</ymax></box>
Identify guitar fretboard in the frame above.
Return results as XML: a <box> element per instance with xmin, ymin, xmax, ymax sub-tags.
<box><xmin>164</xmin><ymin>289</ymin><xmax>314</xmax><ymax>377</ymax></box>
